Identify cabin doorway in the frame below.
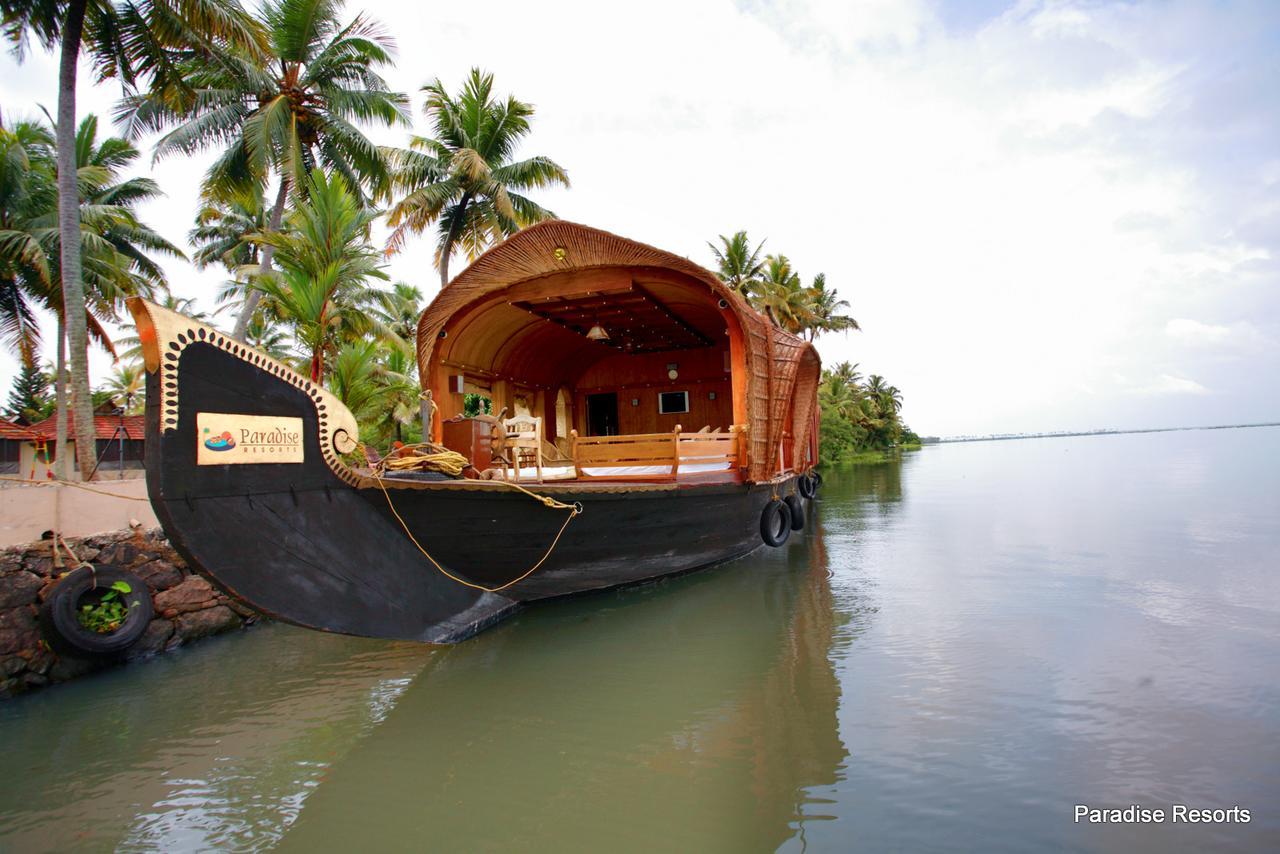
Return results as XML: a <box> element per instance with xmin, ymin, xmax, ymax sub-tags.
<box><xmin>586</xmin><ymin>393</ymin><xmax>619</xmax><ymax>436</ymax></box>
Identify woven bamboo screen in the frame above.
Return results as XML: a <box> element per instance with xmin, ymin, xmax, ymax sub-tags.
<box><xmin>416</xmin><ymin>221</ymin><xmax>819</xmax><ymax>482</ymax></box>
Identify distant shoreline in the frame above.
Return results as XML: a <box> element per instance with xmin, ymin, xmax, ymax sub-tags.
<box><xmin>928</xmin><ymin>422</ymin><xmax>1280</xmax><ymax>445</ymax></box>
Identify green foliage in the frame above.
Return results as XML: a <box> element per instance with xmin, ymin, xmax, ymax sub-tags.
<box><xmin>706</xmin><ymin>231</ymin><xmax>896</xmax><ymax>461</ymax></box>
<box><xmin>190</xmin><ymin>186</ymin><xmax>265</xmax><ymax>273</ymax></box>
<box><xmin>708</xmin><ymin>230</ymin><xmax>858</xmax><ymax>341</ymax></box>
<box><xmin>98</xmin><ymin>360</ymin><xmax>145</xmax><ymax>413</ymax></box>
<box><xmin>247</xmin><ymin>169</ymin><xmax>390</xmax><ymax>382</ymax></box>
<box><xmin>5</xmin><ymin>360</ymin><xmax>53</xmax><ymax>424</ymax></box>
<box><xmin>818</xmin><ymin>361</ymin><xmax>910</xmax><ymax>463</ymax></box>
<box><xmin>76</xmin><ymin>580</ymin><xmax>135</xmax><ymax>634</ymax></box>
<box><xmin>118</xmin><ymin>0</ymin><xmax>409</xmax><ymax>205</ymax></box>
<box><xmin>0</xmin><ymin>113</ymin><xmax>178</xmax><ymax>365</ymax></box>
<box><xmin>708</xmin><ymin>231</ymin><xmax>766</xmax><ymax>290</ymax></box>
<box><xmin>328</xmin><ymin>338</ymin><xmax>420</xmax><ymax>445</ymax></box>
<box><xmin>463</xmin><ymin>393</ymin><xmax>491</xmax><ymax>417</ymax></box>
<box><xmin>115</xmin><ymin>0</ymin><xmax>409</xmax><ymax>334</ymax></box>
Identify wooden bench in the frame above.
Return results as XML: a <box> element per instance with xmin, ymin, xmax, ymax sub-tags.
<box><xmin>569</xmin><ymin>426</ymin><xmax>743</xmax><ymax>480</ymax></box>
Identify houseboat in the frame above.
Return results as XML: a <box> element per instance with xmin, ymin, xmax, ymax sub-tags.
<box><xmin>127</xmin><ymin>221</ymin><xmax>821</xmax><ymax>642</ymax></box>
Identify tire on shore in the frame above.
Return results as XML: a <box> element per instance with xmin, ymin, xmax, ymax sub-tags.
<box><xmin>39</xmin><ymin>566</ymin><xmax>153</xmax><ymax>658</ymax></box>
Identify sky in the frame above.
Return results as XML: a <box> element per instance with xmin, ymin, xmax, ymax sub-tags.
<box><xmin>1</xmin><ymin>0</ymin><xmax>1277</xmax><ymax>437</ymax></box>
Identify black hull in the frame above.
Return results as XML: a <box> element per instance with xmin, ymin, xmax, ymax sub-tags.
<box><xmin>134</xmin><ymin>301</ymin><xmax>799</xmax><ymax>642</ymax></box>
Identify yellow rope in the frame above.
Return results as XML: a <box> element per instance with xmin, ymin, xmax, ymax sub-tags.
<box><xmin>377</xmin><ymin>443</ymin><xmax>470</xmax><ymax>477</ymax></box>
<box><xmin>0</xmin><ymin>474</ymin><xmax>153</xmax><ymax>502</ymax></box>
<box><xmin>358</xmin><ymin>443</ymin><xmax>580</xmax><ymax>593</ymax></box>
<box><xmin>484</xmin><ymin>477</ymin><xmax>580</xmax><ymax>510</ymax></box>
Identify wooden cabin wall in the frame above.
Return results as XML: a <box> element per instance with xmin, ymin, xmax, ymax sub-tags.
<box><xmin>577</xmin><ymin>382</ymin><xmax>732</xmax><ymax>435</ymax></box>
<box><xmin>573</xmin><ymin>347</ymin><xmax>734</xmax><ymax>435</ymax></box>
<box><xmin>574</xmin><ymin>347</ymin><xmax>727</xmax><ymax>390</ymax></box>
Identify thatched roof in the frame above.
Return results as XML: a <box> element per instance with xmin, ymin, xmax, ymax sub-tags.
<box><xmin>416</xmin><ymin>221</ymin><xmax>819</xmax><ymax>481</ymax></box>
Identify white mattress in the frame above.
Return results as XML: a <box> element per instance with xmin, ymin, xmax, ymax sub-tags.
<box><xmin>503</xmin><ymin>461</ymin><xmax>732</xmax><ymax>481</ymax></box>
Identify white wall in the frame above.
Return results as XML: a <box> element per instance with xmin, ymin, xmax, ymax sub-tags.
<box><xmin>0</xmin><ymin>481</ymin><xmax>158</xmax><ymax>547</ymax></box>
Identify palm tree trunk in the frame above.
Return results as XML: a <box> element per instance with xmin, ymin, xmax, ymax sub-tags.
<box><xmin>57</xmin><ymin>0</ymin><xmax>96</xmax><ymax>481</ymax></box>
<box><xmin>232</xmin><ymin>178</ymin><xmax>290</xmax><ymax>342</ymax></box>
<box><xmin>438</xmin><ymin>192</ymin><xmax>473</xmax><ymax>288</ymax></box>
<box><xmin>53</xmin><ymin>315</ymin><xmax>68</xmax><ymax>480</ymax></box>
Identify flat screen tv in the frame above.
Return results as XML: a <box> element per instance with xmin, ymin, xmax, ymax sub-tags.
<box><xmin>658</xmin><ymin>391</ymin><xmax>689</xmax><ymax>414</ymax></box>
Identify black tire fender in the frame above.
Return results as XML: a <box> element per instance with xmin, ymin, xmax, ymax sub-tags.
<box><xmin>797</xmin><ymin>473</ymin><xmax>817</xmax><ymax>499</ymax></box>
<box><xmin>760</xmin><ymin>499</ymin><xmax>792</xmax><ymax>547</ymax></box>
<box><xmin>38</xmin><ymin>566</ymin><xmax>153</xmax><ymax>658</ymax></box>
<box><xmin>784</xmin><ymin>494</ymin><xmax>805</xmax><ymax>531</ymax></box>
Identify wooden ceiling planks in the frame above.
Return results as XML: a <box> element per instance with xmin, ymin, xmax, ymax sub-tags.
<box><xmin>512</xmin><ymin>284</ymin><xmax>713</xmax><ymax>354</ymax></box>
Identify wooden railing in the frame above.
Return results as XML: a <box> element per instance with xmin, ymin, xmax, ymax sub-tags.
<box><xmin>570</xmin><ymin>426</ymin><xmax>743</xmax><ymax>480</ymax></box>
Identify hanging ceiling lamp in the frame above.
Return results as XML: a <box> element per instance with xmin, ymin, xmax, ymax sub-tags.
<box><xmin>586</xmin><ymin>321</ymin><xmax>610</xmax><ymax>341</ymax></box>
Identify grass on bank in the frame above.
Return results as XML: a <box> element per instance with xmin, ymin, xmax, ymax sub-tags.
<box><xmin>825</xmin><ymin>443</ymin><xmax>923</xmax><ymax>465</ymax></box>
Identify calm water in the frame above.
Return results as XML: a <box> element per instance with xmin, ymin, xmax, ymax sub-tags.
<box><xmin>1</xmin><ymin>428</ymin><xmax>1277</xmax><ymax>852</ymax></box>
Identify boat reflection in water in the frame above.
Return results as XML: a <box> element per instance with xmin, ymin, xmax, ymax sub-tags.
<box><xmin>0</xmin><ymin>505</ymin><xmax>863</xmax><ymax>852</ymax></box>
<box><xmin>278</xmin><ymin>516</ymin><xmax>854</xmax><ymax>851</ymax></box>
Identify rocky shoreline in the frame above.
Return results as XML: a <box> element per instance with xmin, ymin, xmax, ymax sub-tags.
<box><xmin>0</xmin><ymin>528</ymin><xmax>260</xmax><ymax>698</ymax></box>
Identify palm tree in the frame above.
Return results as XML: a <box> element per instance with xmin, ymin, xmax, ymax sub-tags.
<box><xmin>1</xmin><ymin>112</ymin><xmax>179</xmax><ymax>475</ymax></box>
<box><xmin>327</xmin><ymin>338</ymin><xmax>392</xmax><ymax>423</ymax></box>
<box><xmin>373</xmin><ymin>281</ymin><xmax>421</xmax><ymax>343</ymax></box>
<box><xmin>114</xmin><ymin>290</ymin><xmax>207</xmax><ymax>361</ymax></box>
<box><xmin>748</xmin><ymin>254</ymin><xmax>816</xmax><ymax>334</ymax></box>
<box><xmin>708</xmin><ymin>231</ymin><xmax>765</xmax><ymax>291</ymax></box>
<box><xmin>805</xmin><ymin>273</ymin><xmax>859</xmax><ymax>341</ymax></box>
<box><xmin>832</xmin><ymin>361</ymin><xmax>862</xmax><ymax>387</ymax></box>
<box><xmin>69</xmin><ymin>114</ymin><xmax>180</xmax><ymax>296</ymax></box>
<box><xmin>247</xmin><ymin>169</ymin><xmax>388</xmax><ymax>382</ymax></box>
<box><xmin>383</xmin><ymin>68</ymin><xmax>570</xmax><ymax>286</ymax></box>
<box><xmin>881</xmin><ymin>383</ymin><xmax>903</xmax><ymax>414</ymax></box>
<box><xmin>819</xmin><ymin>362</ymin><xmax>863</xmax><ymax>422</ymax></box>
<box><xmin>118</xmin><ymin>0</ymin><xmax>410</xmax><ymax>340</ymax></box>
<box><xmin>371</xmin><ymin>345</ymin><xmax>420</xmax><ymax>443</ymax></box>
<box><xmin>190</xmin><ymin>184</ymin><xmax>265</xmax><ymax>272</ymax></box>
<box><xmin>243</xmin><ymin>313</ymin><xmax>291</xmax><ymax>361</ymax></box>
<box><xmin>3</xmin><ymin>0</ymin><xmax>259</xmax><ymax>479</ymax></box>
<box><xmin>100</xmin><ymin>359</ymin><xmax>145</xmax><ymax>413</ymax></box>
<box><xmin>326</xmin><ymin>338</ymin><xmax>418</xmax><ymax>443</ymax></box>
<box><xmin>0</xmin><ymin>117</ymin><xmax>54</xmax><ymax>366</ymax></box>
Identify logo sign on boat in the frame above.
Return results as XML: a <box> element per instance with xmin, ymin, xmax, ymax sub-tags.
<box><xmin>196</xmin><ymin>413</ymin><xmax>304</xmax><ymax>465</ymax></box>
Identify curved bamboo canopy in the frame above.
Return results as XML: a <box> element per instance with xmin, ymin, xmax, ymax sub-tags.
<box><xmin>416</xmin><ymin>221</ymin><xmax>820</xmax><ymax>481</ymax></box>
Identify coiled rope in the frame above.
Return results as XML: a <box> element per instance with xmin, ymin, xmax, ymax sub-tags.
<box><xmin>357</xmin><ymin>443</ymin><xmax>581</xmax><ymax>593</ymax></box>
<box><xmin>376</xmin><ymin>442</ymin><xmax>470</xmax><ymax>477</ymax></box>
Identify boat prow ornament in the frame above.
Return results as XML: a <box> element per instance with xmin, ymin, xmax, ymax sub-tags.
<box><xmin>123</xmin><ymin>222</ymin><xmax>822</xmax><ymax>643</ymax></box>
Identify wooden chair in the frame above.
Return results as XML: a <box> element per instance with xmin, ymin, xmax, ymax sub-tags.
<box><xmin>502</xmin><ymin>415</ymin><xmax>543</xmax><ymax>482</ymax></box>
<box><xmin>542</xmin><ymin>439</ymin><xmax>573</xmax><ymax>465</ymax></box>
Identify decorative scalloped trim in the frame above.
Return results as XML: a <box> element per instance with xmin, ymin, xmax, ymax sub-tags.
<box><xmin>154</xmin><ymin>321</ymin><xmax>362</xmax><ymax>488</ymax></box>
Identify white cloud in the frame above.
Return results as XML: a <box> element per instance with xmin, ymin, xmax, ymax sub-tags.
<box><xmin>1139</xmin><ymin>374</ymin><xmax>1209</xmax><ymax>396</ymax></box>
<box><xmin>1165</xmin><ymin>318</ymin><xmax>1232</xmax><ymax>344</ymax></box>
<box><xmin>1165</xmin><ymin>318</ymin><xmax>1271</xmax><ymax>353</ymax></box>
